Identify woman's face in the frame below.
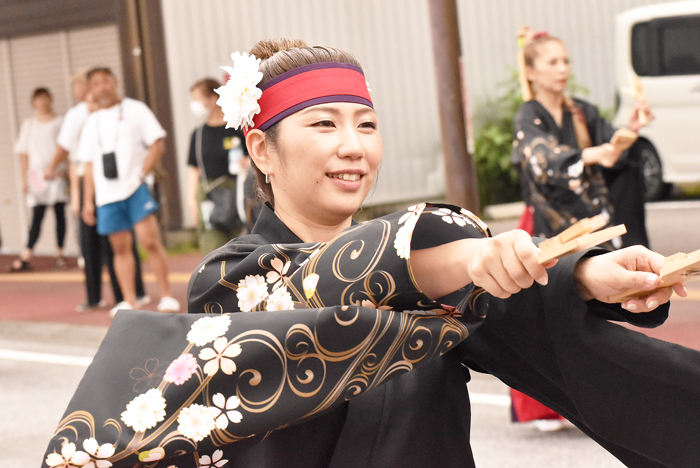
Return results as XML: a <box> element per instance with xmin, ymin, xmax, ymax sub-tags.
<box><xmin>191</xmin><ymin>87</ymin><xmax>217</xmax><ymax>118</ymax></box>
<box><xmin>32</xmin><ymin>93</ymin><xmax>52</xmax><ymax>114</ymax></box>
<box><xmin>527</xmin><ymin>40</ymin><xmax>570</xmax><ymax>95</ymax></box>
<box><xmin>266</xmin><ymin>102</ymin><xmax>382</xmax><ymax>224</ymax></box>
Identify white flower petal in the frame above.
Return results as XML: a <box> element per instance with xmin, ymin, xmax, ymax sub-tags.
<box><xmin>61</xmin><ymin>443</ymin><xmax>77</xmax><ymax>458</ymax></box>
<box><xmin>216</xmin><ymin>413</ymin><xmax>229</xmax><ymax>430</ymax></box>
<box><xmin>227</xmin><ymin>410</ymin><xmax>243</xmax><ymax>423</ymax></box>
<box><xmin>222</xmin><ymin>343</ymin><xmax>242</xmax><ymax>358</ymax></box>
<box><xmin>226</xmin><ymin>395</ymin><xmax>241</xmax><ymax>410</ymax></box>
<box><xmin>46</xmin><ymin>454</ymin><xmax>64</xmax><ymax>467</ymax></box>
<box><xmin>213</xmin><ymin>336</ymin><xmax>228</xmax><ymax>353</ymax></box>
<box><xmin>199</xmin><ymin>347</ymin><xmax>217</xmax><ymax>360</ymax></box>
<box><xmin>212</xmin><ymin>392</ymin><xmax>225</xmax><ymax>409</ymax></box>
<box><xmin>82</xmin><ymin>438</ymin><xmax>98</xmax><ymax>456</ymax></box>
<box><xmin>71</xmin><ymin>450</ymin><xmax>91</xmax><ymax>465</ymax></box>
<box><xmin>303</xmin><ymin>274</ymin><xmax>320</xmax><ymax>299</ymax></box>
<box><xmin>270</xmin><ymin>257</ymin><xmax>283</xmax><ymax>272</ymax></box>
<box><xmin>220</xmin><ymin>357</ymin><xmax>237</xmax><ymax>375</ymax></box>
<box><xmin>96</xmin><ymin>443</ymin><xmax>115</xmax><ymax>458</ymax></box>
<box><xmin>203</xmin><ymin>359</ymin><xmax>220</xmax><ymax>376</ymax></box>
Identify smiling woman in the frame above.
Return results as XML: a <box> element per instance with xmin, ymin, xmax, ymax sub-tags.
<box><xmin>42</xmin><ymin>38</ymin><xmax>700</xmax><ymax>468</ymax></box>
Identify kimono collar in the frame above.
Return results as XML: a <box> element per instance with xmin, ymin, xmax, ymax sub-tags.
<box><xmin>250</xmin><ymin>203</ymin><xmax>358</xmax><ymax>244</ymax></box>
<box><xmin>250</xmin><ymin>203</ymin><xmax>303</xmax><ymax>244</ymax></box>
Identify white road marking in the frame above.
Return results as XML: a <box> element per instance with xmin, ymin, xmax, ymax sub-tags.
<box><xmin>0</xmin><ymin>348</ymin><xmax>515</xmax><ymax>406</ymax></box>
<box><xmin>647</xmin><ymin>200</ymin><xmax>700</xmax><ymax>210</ymax></box>
<box><xmin>0</xmin><ymin>348</ymin><xmax>93</xmax><ymax>367</ymax></box>
<box><xmin>469</xmin><ymin>392</ymin><xmax>511</xmax><ymax>407</ymax></box>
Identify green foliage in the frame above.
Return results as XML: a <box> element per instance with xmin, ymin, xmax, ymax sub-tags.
<box><xmin>471</xmin><ymin>69</ymin><xmax>589</xmax><ymax>208</ymax></box>
<box><xmin>472</xmin><ymin>69</ymin><xmax>522</xmax><ymax>208</ymax></box>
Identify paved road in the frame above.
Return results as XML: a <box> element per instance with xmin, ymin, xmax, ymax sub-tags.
<box><xmin>3</xmin><ymin>200</ymin><xmax>700</xmax><ymax>467</ymax></box>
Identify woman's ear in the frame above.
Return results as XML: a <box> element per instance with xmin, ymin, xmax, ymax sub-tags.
<box><xmin>246</xmin><ymin>129</ymin><xmax>272</xmax><ymax>175</ymax></box>
<box><xmin>525</xmin><ymin>65</ymin><xmax>536</xmax><ymax>83</ymax></box>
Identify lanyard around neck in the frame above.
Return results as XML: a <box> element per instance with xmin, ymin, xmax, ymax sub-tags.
<box><xmin>96</xmin><ymin>102</ymin><xmax>122</xmax><ymax>153</ymax></box>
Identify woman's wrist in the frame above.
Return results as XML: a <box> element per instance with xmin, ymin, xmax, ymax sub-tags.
<box><xmin>581</xmin><ymin>147</ymin><xmax>597</xmax><ymax>166</ymax></box>
<box><xmin>572</xmin><ymin>257</ymin><xmax>595</xmax><ymax>301</ymax></box>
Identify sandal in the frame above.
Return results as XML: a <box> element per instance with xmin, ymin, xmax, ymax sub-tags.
<box><xmin>8</xmin><ymin>259</ymin><xmax>31</xmax><ymax>272</ymax></box>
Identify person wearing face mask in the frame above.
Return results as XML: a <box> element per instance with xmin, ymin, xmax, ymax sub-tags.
<box><xmin>187</xmin><ymin>78</ymin><xmax>248</xmax><ymax>254</ymax></box>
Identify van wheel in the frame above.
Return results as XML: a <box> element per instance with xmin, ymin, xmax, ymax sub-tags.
<box><xmin>639</xmin><ymin>141</ymin><xmax>671</xmax><ymax>201</ymax></box>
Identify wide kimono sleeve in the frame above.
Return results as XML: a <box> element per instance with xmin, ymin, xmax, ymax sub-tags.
<box><xmin>42</xmin><ymin>203</ymin><xmax>488</xmax><ymax>468</ymax></box>
<box><xmin>462</xmin><ymin>246</ymin><xmax>700</xmax><ymax>468</ymax></box>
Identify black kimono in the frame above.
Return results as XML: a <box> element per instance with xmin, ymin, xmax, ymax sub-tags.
<box><xmin>42</xmin><ymin>204</ymin><xmax>699</xmax><ymax>468</ymax></box>
<box><xmin>514</xmin><ymin>98</ymin><xmax>648</xmax><ymax>247</ymax></box>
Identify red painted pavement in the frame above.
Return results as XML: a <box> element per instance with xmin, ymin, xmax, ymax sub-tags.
<box><xmin>0</xmin><ymin>253</ymin><xmax>204</xmax><ymax>327</ymax></box>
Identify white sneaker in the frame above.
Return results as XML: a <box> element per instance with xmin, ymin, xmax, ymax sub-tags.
<box><xmin>157</xmin><ymin>296</ymin><xmax>181</xmax><ymax>313</ymax></box>
<box><xmin>110</xmin><ymin>301</ymin><xmax>133</xmax><ymax>318</ymax></box>
<box><xmin>135</xmin><ymin>295</ymin><xmax>152</xmax><ymax>308</ymax></box>
<box><xmin>534</xmin><ymin>419</ymin><xmax>569</xmax><ymax>432</ymax></box>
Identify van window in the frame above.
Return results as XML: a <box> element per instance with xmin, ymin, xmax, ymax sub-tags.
<box><xmin>631</xmin><ymin>22</ymin><xmax>652</xmax><ymax>76</ymax></box>
<box><xmin>631</xmin><ymin>15</ymin><xmax>700</xmax><ymax>77</ymax></box>
<box><xmin>658</xmin><ymin>16</ymin><xmax>700</xmax><ymax>75</ymax></box>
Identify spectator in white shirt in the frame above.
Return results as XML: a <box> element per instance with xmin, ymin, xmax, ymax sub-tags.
<box><xmin>77</xmin><ymin>67</ymin><xmax>179</xmax><ymax>316</ymax></box>
<box><xmin>9</xmin><ymin>88</ymin><xmax>67</xmax><ymax>272</ymax></box>
<box><xmin>46</xmin><ymin>69</ymin><xmax>149</xmax><ymax>313</ymax></box>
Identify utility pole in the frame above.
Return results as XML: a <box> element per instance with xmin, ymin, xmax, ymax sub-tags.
<box><xmin>427</xmin><ymin>0</ymin><xmax>480</xmax><ymax>214</ymax></box>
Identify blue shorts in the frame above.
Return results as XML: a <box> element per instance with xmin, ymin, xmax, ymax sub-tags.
<box><xmin>96</xmin><ymin>183</ymin><xmax>159</xmax><ymax>235</ymax></box>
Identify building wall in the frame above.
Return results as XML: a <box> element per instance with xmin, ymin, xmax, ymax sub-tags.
<box><xmin>160</xmin><ymin>0</ymin><xmax>681</xmax><ymax>220</ymax></box>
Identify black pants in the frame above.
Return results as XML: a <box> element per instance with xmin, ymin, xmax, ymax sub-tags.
<box><xmin>602</xmin><ymin>144</ymin><xmax>650</xmax><ymax>248</ymax></box>
<box><xmin>27</xmin><ymin>203</ymin><xmax>66</xmax><ymax>250</ymax></box>
<box><xmin>79</xmin><ymin>181</ymin><xmax>145</xmax><ymax>305</ymax></box>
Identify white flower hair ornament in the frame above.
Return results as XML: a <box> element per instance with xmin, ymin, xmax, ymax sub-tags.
<box><xmin>216</xmin><ymin>52</ymin><xmax>263</xmax><ymax>130</ymax></box>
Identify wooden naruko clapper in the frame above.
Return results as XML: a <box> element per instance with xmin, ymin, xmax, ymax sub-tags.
<box><xmin>537</xmin><ymin>215</ymin><xmax>627</xmax><ymax>265</ymax></box>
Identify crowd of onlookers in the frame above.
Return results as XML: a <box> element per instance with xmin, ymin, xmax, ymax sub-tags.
<box><xmin>5</xmin><ymin>68</ymin><xmax>260</xmax><ymax>317</ymax></box>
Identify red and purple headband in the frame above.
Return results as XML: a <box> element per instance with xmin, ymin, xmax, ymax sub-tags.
<box><xmin>244</xmin><ymin>62</ymin><xmax>373</xmax><ymax>135</ymax></box>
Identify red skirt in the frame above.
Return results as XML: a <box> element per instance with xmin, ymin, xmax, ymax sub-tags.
<box><xmin>510</xmin><ymin>206</ymin><xmax>563</xmax><ymax>422</ymax></box>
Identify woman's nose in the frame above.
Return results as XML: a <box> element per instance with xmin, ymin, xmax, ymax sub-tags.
<box><xmin>338</xmin><ymin>127</ymin><xmax>365</xmax><ymax>159</ymax></box>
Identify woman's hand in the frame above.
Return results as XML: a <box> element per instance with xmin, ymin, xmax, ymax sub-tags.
<box><xmin>69</xmin><ymin>198</ymin><xmax>81</xmax><ymax>217</ymax></box>
<box><xmin>628</xmin><ymin>100</ymin><xmax>654</xmax><ymax>132</ymax></box>
<box><xmin>411</xmin><ymin>230</ymin><xmax>555</xmax><ymax>300</ymax></box>
<box><xmin>465</xmin><ymin>230</ymin><xmax>554</xmax><ymax>299</ymax></box>
<box><xmin>573</xmin><ymin>246</ymin><xmax>687</xmax><ymax>312</ymax></box>
<box><xmin>82</xmin><ymin>200</ymin><xmax>96</xmax><ymax>226</ymax></box>
<box><xmin>581</xmin><ymin>143</ymin><xmax>622</xmax><ymax>168</ymax></box>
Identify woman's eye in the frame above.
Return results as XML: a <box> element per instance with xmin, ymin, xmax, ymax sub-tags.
<box><xmin>314</xmin><ymin>120</ymin><xmax>334</xmax><ymax>127</ymax></box>
<box><xmin>360</xmin><ymin>121</ymin><xmax>377</xmax><ymax>129</ymax></box>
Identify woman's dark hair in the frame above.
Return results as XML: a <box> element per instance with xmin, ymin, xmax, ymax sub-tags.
<box><xmin>32</xmin><ymin>87</ymin><xmax>51</xmax><ymax>101</ymax></box>
<box><xmin>247</xmin><ymin>38</ymin><xmax>363</xmax><ymax>207</ymax></box>
<box><xmin>190</xmin><ymin>78</ymin><xmax>221</xmax><ymax>98</ymax></box>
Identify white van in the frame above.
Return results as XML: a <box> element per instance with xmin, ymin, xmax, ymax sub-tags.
<box><xmin>614</xmin><ymin>0</ymin><xmax>700</xmax><ymax>199</ymax></box>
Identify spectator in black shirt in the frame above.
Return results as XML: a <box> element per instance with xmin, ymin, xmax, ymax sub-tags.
<box><xmin>187</xmin><ymin>78</ymin><xmax>248</xmax><ymax>253</ymax></box>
